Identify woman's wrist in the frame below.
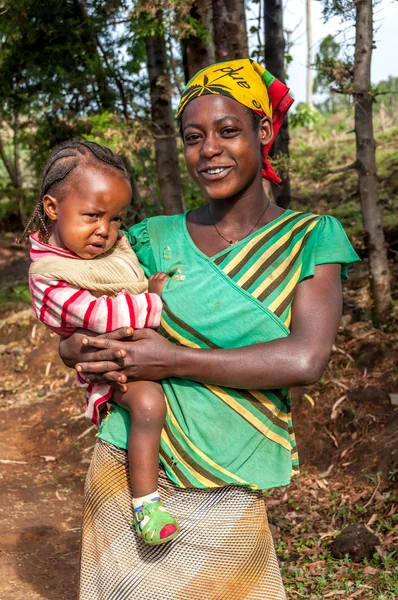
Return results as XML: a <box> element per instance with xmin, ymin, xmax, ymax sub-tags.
<box><xmin>167</xmin><ymin>344</ymin><xmax>184</xmax><ymax>379</ymax></box>
<box><xmin>171</xmin><ymin>345</ymin><xmax>209</xmax><ymax>381</ymax></box>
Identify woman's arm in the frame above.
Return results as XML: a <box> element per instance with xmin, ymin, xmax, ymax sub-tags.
<box><xmin>61</xmin><ymin>263</ymin><xmax>343</xmax><ymax>390</ymax></box>
<box><xmin>174</xmin><ymin>263</ymin><xmax>342</xmax><ymax>388</ymax></box>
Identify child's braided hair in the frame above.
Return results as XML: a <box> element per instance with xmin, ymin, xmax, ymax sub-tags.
<box><xmin>16</xmin><ymin>139</ymin><xmax>129</xmax><ymax>245</ymax></box>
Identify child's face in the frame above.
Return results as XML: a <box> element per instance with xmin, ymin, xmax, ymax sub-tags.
<box><xmin>43</xmin><ymin>168</ymin><xmax>132</xmax><ymax>259</ymax></box>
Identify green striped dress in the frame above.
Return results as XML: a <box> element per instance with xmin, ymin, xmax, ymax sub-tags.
<box><xmin>98</xmin><ymin>209</ymin><xmax>359</xmax><ymax>491</ymax></box>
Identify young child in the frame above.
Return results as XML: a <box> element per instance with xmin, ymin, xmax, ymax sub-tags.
<box><xmin>18</xmin><ymin>139</ymin><xmax>180</xmax><ymax>546</ymax></box>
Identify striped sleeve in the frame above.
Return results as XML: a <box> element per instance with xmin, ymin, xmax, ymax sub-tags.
<box><xmin>29</xmin><ymin>274</ymin><xmax>163</xmax><ymax>335</ymax></box>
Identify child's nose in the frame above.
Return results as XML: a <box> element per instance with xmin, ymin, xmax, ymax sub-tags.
<box><xmin>96</xmin><ymin>220</ymin><xmax>110</xmax><ymax>236</ymax></box>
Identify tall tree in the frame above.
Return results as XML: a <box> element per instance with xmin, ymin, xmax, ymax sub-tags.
<box><xmin>212</xmin><ymin>0</ymin><xmax>248</xmax><ymax>61</ymax></box>
<box><xmin>146</xmin><ymin>13</ymin><xmax>185</xmax><ymax>215</ymax></box>
<box><xmin>182</xmin><ymin>0</ymin><xmax>215</xmax><ymax>83</ymax></box>
<box><xmin>353</xmin><ymin>0</ymin><xmax>391</xmax><ymax>322</ymax></box>
<box><xmin>318</xmin><ymin>0</ymin><xmax>392</xmax><ymax>324</ymax></box>
<box><xmin>264</xmin><ymin>0</ymin><xmax>292</xmax><ymax>208</ymax></box>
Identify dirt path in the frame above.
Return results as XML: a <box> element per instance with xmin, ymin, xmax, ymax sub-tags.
<box><xmin>0</xmin><ymin>322</ymin><xmax>95</xmax><ymax>599</ymax></box>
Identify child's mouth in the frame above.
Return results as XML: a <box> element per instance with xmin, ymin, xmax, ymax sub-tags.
<box><xmin>87</xmin><ymin>243</ymin><xmax>105</xmax><ymax>254</ymax></box>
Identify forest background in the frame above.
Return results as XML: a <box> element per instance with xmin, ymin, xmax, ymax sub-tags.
<box><xmin>0</xmin><ymin>1</ymin><xmax>397</xmax><ymax>599</ymax></box>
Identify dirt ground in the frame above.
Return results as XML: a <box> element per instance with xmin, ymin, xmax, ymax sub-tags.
<box><xmin>0</xmin><ymin>241</ymin><xmax>397</xmax><ymax>599</ymax></box>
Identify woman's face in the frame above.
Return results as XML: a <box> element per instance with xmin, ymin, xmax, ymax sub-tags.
<box><xmin>181</xmin><ymin>95</ymin><xmax>273</xmax><ymax>201</ymax></box>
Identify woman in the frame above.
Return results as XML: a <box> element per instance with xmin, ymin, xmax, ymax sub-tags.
<box><xmin>61</xmin><ymin>59</ymin><xmax>359</xmax><ymax>599</ymax></box>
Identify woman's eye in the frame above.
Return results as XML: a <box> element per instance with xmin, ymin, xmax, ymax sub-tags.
<box><xmin>222</xmin><ymin>127</ymin><xmax>239</xmax><ymax>136</ymax></box>
<box><xmin>185</xmin><ymin>133</ymin><xmax>201</xmax><ymax>143</ymax></box>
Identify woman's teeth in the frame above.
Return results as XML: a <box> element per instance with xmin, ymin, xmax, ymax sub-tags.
<box><xmin>206</xmin><ymin>168</ymin><xmax>226</xmax><ymax>174</ymax></box>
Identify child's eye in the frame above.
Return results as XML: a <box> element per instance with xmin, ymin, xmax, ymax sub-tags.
<box><xmin>112</xmin><ymin>217</ymin><xmax>123</xmax><ymax>223</ymax></box>
<box><xmin>85</xmin><ymin>213</ymin><xmax>99</xmax><ymax>219</ymax></box>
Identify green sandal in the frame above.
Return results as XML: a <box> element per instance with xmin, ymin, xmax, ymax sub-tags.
<box><xmin>133</xmin><ymin>500</ymin><xmax>180</xmax><ymax>545</ymax></box>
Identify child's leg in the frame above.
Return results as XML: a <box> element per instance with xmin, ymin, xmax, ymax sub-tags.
<box><xmin>114</xmin><ymin>380</ymin><xmax>165</xmax><ymax>497</ymax></box>
<box><xmin>113</xmin><ymin>381</ymin><xmax>179</xmax><ymax>545</ymax></box>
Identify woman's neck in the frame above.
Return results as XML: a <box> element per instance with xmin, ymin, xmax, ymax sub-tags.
<box><xmin>206</xmin><ymin>188</ymin><xmax>283</xmax><ymax>229</ymax></box>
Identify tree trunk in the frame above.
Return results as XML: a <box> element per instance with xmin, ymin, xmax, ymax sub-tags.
<box><xmin>182</xmin><ymin>0</ymin><xmax>215</xmax><ymax>84</ymax></box>
<box><xmin>145</xmin><ymin>20</ymin><xmax>185</xmax><ymax>215</ymax></box>
<box><xmin>212</xmin><ymin>0</ymin><xmax>248</xmax><ymax>61</ymax></box>
<box><xmin>354</xmin><ymin>0</ymin><xmax>391</xmax><ymax>324</ymax></box>
<box><xmin>264</xmin><ymin>0</ymin><xmax>291</xmax><ymax>208</ymax></box>
<box><xmin>13</xmin><ymin>120</ymin><xmax>27</xmax><ymax>226</ymax></box>
<box><xmin>0</xmin><ymin>123</ymin><xmax>27</xmax><ymax>227</ymax></box>
<box><xmin>306</xmin><ymin>0</ymin><xmax>314</xmax><ymax>109</ymax></box>
<box><xmin>120</xmin><ymin>155</ymin><xmax>146</xmax><ymax>228</ymax></box>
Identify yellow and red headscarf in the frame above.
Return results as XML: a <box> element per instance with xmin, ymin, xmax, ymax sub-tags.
<box><xmin>177</xmin><ymin>58</ymin><xmax>294</xmax><ymax>184</ymax></box>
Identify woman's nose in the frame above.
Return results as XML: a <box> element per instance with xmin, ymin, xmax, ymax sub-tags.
<box><xmin>200</xmin><ymin>134</ymin><xmax>222</xmax><ymax>158</ymax></box>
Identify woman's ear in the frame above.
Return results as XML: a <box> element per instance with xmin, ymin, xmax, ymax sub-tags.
<box><xmin>42</xmin><ymin>195</ymin><xmax>59</xmax><ymax>221</ymax></box>
<box><xmin>259</xmin><ymin>116</ymin><xmax>273</xmax><ymax>147</ymax></box>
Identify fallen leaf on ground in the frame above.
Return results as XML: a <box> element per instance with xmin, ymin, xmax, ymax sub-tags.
<box><xmin>363</xmin><ymin>565</ymin><xmax>378</xmax><ymax>575</ymax></box>
<box><xmin>304</xmin><ymin>393</ymin><xmax>315</xmax><ymax>407</ymax></box>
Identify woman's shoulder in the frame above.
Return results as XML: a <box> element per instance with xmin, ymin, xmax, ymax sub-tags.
<box><xmin>297</xmin><ymin>211</ymin><xmax>353</xmax><ymax>238</ymax></box>
<box><xmin>126</xmin><ymin>213</ymin><xmax>185</xmax><ymax>246</ymax></box>
<box><xmin>288</xmin><ymin>209</ymin><xmax>341</xmax><ymax>226</ymax></box>
<box><xmin>291</xmin><ymin>211</ymin><xmax>360</xmax><ymax>281</ymax></box>
<box><xmin>286</xmin><ymin>210</ymin><xmax>353</xmax><ymax>240</ymax></box>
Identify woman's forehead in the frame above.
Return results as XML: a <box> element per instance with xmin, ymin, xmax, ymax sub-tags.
<box><xmin>181</xmin><ymin>95</ymin><xmax>250</xmax><ymax>127</ymax></box>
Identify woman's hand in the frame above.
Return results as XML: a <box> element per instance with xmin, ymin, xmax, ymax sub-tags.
<box><xmin>75</xmin><ymin>329</ymin><xmax>177</xmax><ymax>392</ymax></box>
<box><xmin>59</xmin><ymin>327</ymin><xmax>134</xmax><ymax>369</ymax></box>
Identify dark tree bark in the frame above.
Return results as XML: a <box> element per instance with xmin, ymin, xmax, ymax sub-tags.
<box><xmin>182</xmin><ymin>0</ymin><xmax>215</xmax><ymax>84</ymax></box>
<box><xmin>146</xmin><ymin>19</ymin><xmax>185</xmax><ymax>215</ymax></box>
<box><xmin>264</xmin><ymin>0</ymin><xmax>291</xmax><ymax>209</ymax></box>
<box><xmin>354</xmin><ymin>0</ymin><xmax>391</xmax><ymax>323</ymax></box>
<box><xmin>212</xmin><ymin>0</ymin><xmax>248</xmax><ymax>61</ymax></box>
<box><xmin>0</xmin><ymin>118</ymin><xmax>27</xmax><ymax>226</ymax></box>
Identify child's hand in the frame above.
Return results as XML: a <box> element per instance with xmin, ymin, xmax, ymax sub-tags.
<box><xmin>148</xmin><ymin>272</ymin><xmax>170</xmax><ymax>297</ymax></box>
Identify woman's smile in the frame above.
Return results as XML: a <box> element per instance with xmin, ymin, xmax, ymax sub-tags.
<box><xmin>198</xmin><ymin>165</ymin><xmax>234</xmax><ymax>181</ymax></box>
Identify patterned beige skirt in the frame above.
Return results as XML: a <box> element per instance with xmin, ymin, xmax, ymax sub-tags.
<box><xmin>79</xmin><ymin>439</ymin><xmax>287</xmax><ymax>600</ymax></box>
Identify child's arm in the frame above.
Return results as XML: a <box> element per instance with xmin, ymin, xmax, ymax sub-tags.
<box><xmin>29</xmin><ymin>274</ymin><xmax>163</xmax><ymax>335</ymax></box>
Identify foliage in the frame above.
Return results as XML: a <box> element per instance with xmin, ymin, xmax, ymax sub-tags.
<box><xmin>290</xmin><ymin>103</ymin><xmax>323</xmax><ymax>129</ymax></box>
<box><xmin>374</xmin><ymin>76</ymin><xmax>398</xmax><ymax>126</ymax></box>
<box><xmin>318</xmin><ymin>0</ymin><xmax>356</xmax><ymax>22</ymax></box>
<box><xmin>289</xmin><ymin>114</ymin><xmax>398</xmax><ymax>244</ymax></box>
<box><xmin>313</xmin><ymin>34</ymin><xmax>354</xmax><ymax>96</ymax></box>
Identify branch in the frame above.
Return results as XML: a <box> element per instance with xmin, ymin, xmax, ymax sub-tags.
<box><xmin>374</xmin><ymin>90</ymin><xmax>398</xmax><ymax>97</ymax></box>
<box><xmin>326</xmin><ymin>160</ymin><xmax>358</xmax><ymax>175</ymax></box>
<box><xmin>166</xmin><ymin>35</ymin><xmax>183</xmax><ymax>97</ymax></box>
<box><xmin>152</xmin><ymin>134</ymin><xmax>176</xmax><ymax>140</ymax></box>
<box><xmin>329</xmin><ymin>87</ymin><xmax>350</xmax><ymax>95</ymax></box>
<box><xmin>13</xmin><ymin>117</ymin><xmax>23</xmax><ymax>188</ymax></box>
<box><xmin>96</xmin><ymin>38</ymin><xmax>131</xmax><ymax>121</ymax></box>
<box><xmin>256</xmin><ymin>1</ymin><xmax>263</xmax><ymax>58</ymax></box>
